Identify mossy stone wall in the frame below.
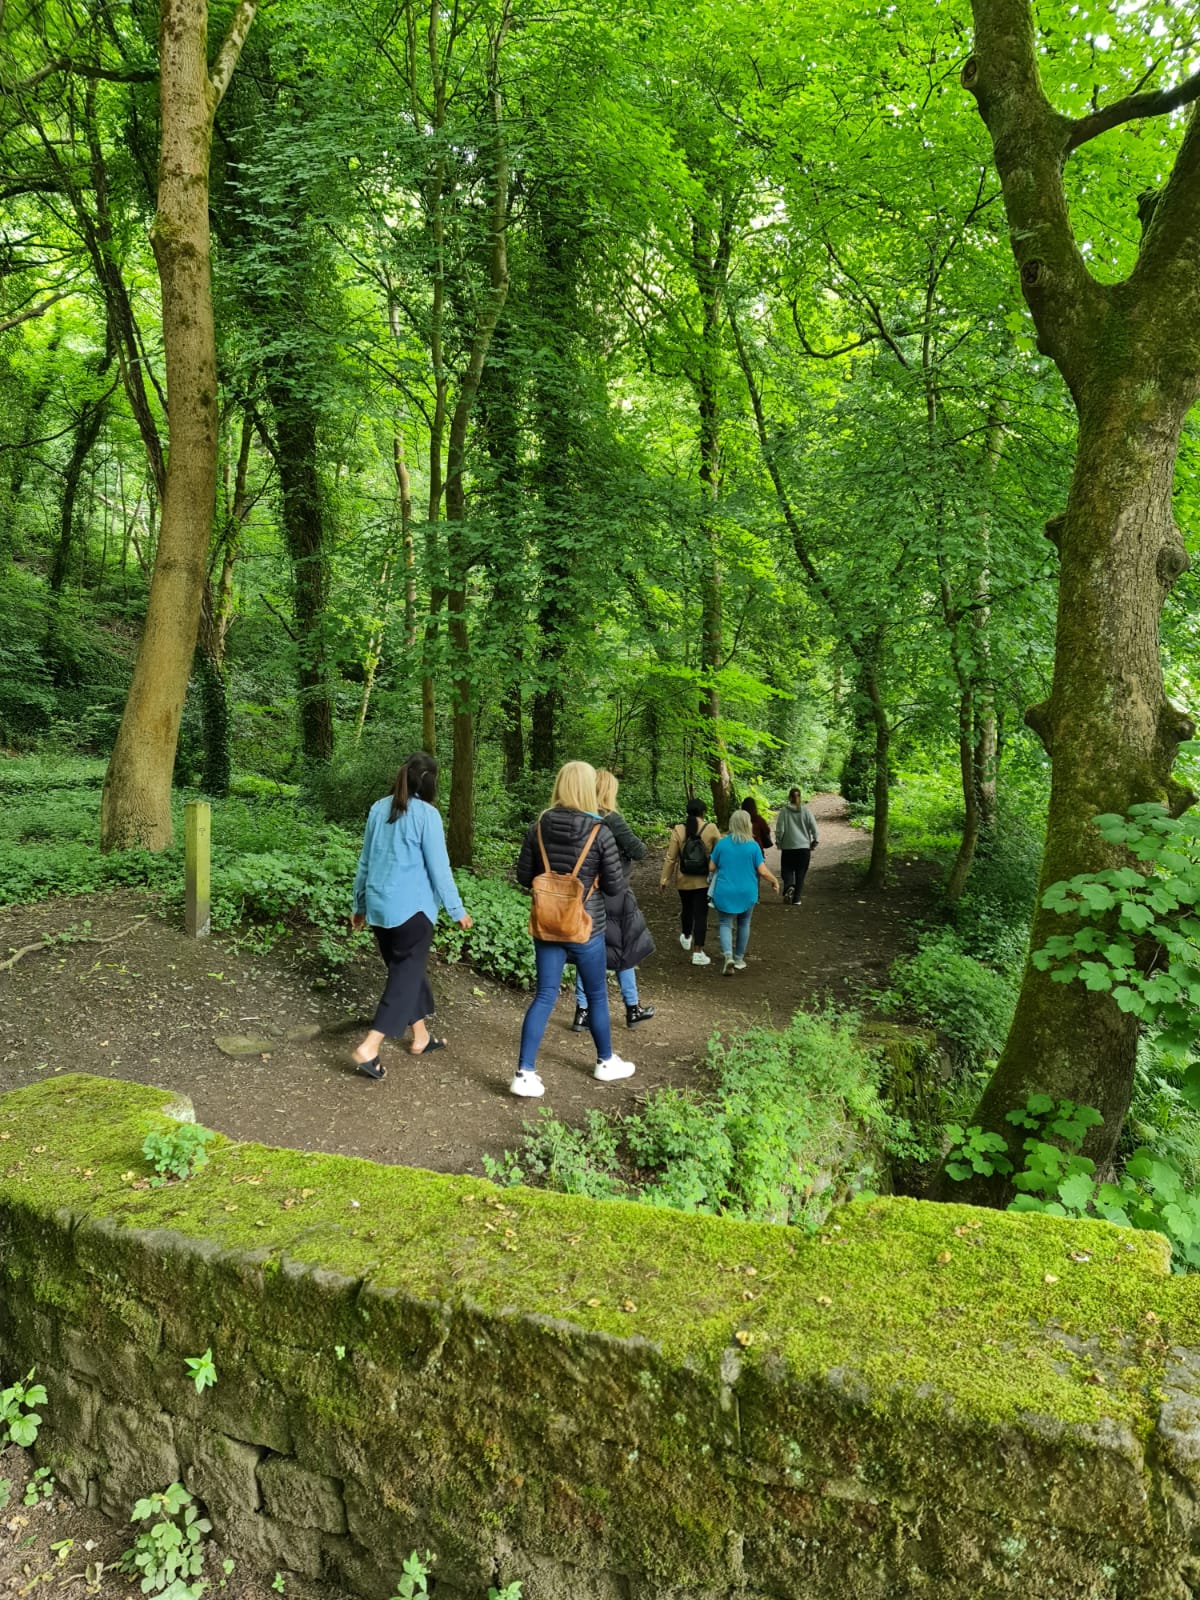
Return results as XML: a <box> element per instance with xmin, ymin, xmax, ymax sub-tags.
<box><xmin>2</xmin><ymin>1075</ymin><xmax>1200</xmax><ymax>1599</ymax></box>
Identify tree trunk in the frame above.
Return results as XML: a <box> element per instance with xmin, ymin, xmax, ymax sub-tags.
<box><xmin>49</xmin><ymin>388</ymin><xmax>108</xmax><ymax>594</ymax></box>
<box><xmin>945</xmin><ymin>681</ymin><xmax>980</xmax><ymax>903</ymax></box>
<box><xmin>267</xmin><ymin>385</ymin><xmax>334</xmax><ymax>766</ymax></box>
<box><xmin>195</xmin><ymin>631</ymin><xmax>231</xmax><ymax>796</ymax></box>
<box><xmin>945</xmin><ymin>0</ymin><xmax>1200</xmax><ymax>1190</ymax></box>
<box><xmin>950</xmin><ymin>398</ymin><xmax>1194</xmax><ymax>1195</ymax></box>
<box><xmin>194</xmin><ymin>413</ymin><xmax>250</xmax><ymax>796</ymax></box>
<box><xmin>100</xmin><ymin>0</ymin><xmax>257</xmax><ymax>851</ymax></box>
<box><xmin>3</xmin><ymin>333</ymin><xmax>61</xmax><ymax>559</ymax></box>
<box><xmin>692</xmin><ymin>209</ymin><xmax>736</xmax><ymax>830</ymax></box>
<box><xmin>444</xmin><ymin>18</ymin><xmax>511</xmax><ymax>869</ymax></box>
<box><xmin>864</xmin><ymin>659</ymin><xmax>890</xmax><ymax>890</ymax></box>
<box><xmin>974</xmin><ymin>700</ymin><xmax>999</xmax><ymax>829</ymax></box>
<box><xmin>972</xmin><ymin>407</ymin><xmax>1005</xmax><ymax>833</ymax></box>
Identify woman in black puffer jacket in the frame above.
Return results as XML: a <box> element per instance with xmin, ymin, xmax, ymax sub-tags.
<box><xmin>570</xmin><ymin>768</ymin><xmax>656</xmax><ymax>1032</ymax></box>
<box><xmin>512</xmin><ymin>761</ymin><xmax>634</xmax><ymax>1100</ymax></box>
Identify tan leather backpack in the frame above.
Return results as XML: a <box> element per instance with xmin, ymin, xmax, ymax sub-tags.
<box><xmin>528</xmin><ymin>818</ymin><xmax>601</xmax><ymax>942</ymax></box>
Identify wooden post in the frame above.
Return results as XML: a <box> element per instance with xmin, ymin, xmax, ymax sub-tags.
<box><xmin>185</xmin><ymin>801</ymin><xmax>211</xmax><ymax>937</ymax></box>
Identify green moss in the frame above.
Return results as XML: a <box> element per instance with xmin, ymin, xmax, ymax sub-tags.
<box><xmin>0</xmin><ymin>1073</ymin><xmax>1184</xmax><ymax>1443</ymax></box>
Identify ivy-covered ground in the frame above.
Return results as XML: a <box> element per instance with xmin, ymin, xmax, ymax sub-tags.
<box><xmin>0</xmin><ymin>795</ymin><xmax>936</xmax><ymax>1176</ymax></box>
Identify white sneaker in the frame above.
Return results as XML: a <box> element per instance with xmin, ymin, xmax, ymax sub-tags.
<box><xmin>723</xmin><ymin>956</ymin><xmax>735</xmax><ymax>976</ymax></box>
<box><xmin>509</xmin><ymin>1072</ymin><xmax>545</xmax><ymax>1098</ymax></box>
<box><xmin>679</xmin><ymin>933</ymin><xmax>693</xmax><ymax>951</ymax></box>
<box><xmin>691</xmin><ymin>950</ymin><xmax>711</xmax><ymax>966</ymax></box>
<box><xmin>733</xmin><ymin>958</ymin><xmax>747</xmax><ymax>971</ymax></box>
<box><xmin>594</xmin><ymin>1054</ymin><xmax>636</xmax><ymax>1082</ymax></box>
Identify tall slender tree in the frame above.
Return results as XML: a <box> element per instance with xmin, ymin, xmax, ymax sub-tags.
<box><xmin>100</xmin><ymin>0</ymin><xmax>258</xmax><ymax>848</ymax></box>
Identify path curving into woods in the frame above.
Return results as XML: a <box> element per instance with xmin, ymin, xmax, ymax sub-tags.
<box><xmin>0</xmin><ymin>795</ymin><xmax>940</xmax><ymax>1174</ymax></box>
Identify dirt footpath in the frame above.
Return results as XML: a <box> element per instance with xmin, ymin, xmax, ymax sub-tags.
<box><xmin>0</xmin><ymin>796</ymin><xmax>937</xmax><ymax>1174</ymax></box>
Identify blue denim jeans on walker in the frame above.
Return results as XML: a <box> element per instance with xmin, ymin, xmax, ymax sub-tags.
<box><xmin>718</xmin><ymin>908</ymin><xmax>753</xmax><ymax>961</ymax></box>
<box><xmin>574</xmin><ymin>967</ymin><xmax>638</xmax><ymax>1008</ymax></box>
<box><xmin>518</xmin><ymin>930</ymin><xmax>612</xmax><ymax>1074</ymax></box>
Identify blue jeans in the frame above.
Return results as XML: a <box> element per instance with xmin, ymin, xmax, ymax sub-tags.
<box><xmin>718</xmin><ymin>908</ymin><xmax>754</xmax><ymax>960</ymax></box>
<box><xmin>519</xmin><ymin>932</ymin><xmax>612</xmax><ymax>1073</ymax></box>
<box><xmin>574</xmin><ymin>967</ymin><xmax>638</xmax><ymax>1007</ymax></box>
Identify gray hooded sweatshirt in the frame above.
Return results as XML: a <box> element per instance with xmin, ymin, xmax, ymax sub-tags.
<box><xmin>774</xmin><ymin>802</ymin><xmax>819</xmax><ymax>850</ymax></box>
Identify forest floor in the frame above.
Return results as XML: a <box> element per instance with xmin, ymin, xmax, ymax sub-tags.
<box><xmin>0</xmin><ymin>794</ymin><xmax>941</xmax><ymax>1175</ymax></box>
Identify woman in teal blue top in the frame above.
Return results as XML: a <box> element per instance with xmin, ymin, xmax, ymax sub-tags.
<box><xmin>709</xmin><ymin>809</ymin><xmax>779</xmax><ymax>977</ymax></box>
<box><xmin>350</xmin><ymin>752</ymin><xmax>472</xmax><ymax>1079</ymax></box>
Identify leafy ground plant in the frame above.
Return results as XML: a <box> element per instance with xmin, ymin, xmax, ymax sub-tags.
<box><xmin>1033</xmin><ymin>796</ymin><xmax>1200</xmax><ymax>1063</ymax></box>
<box><xmin>945</xmin><ymin>1093</ymin><xmax>1200</xmax><ymax>1271</ymax></box>
<box><xmin>487</xmin><ymin>1009</ymin><xmax>899</xmax><ymax>1227</ymax></box>
<box><xmin>184</xmin><ymin>1349</ymin><xmax>216</xmax><ymax>1393</ymax></box>
<box><xmin>141</xmin><ymin>1124</ymin><xmax>215</xmax><ymax>1184</ymax></box>
<box><xmin>0</xmin><ymin>1369</ymin><xmax>46</xmax><ymax>1447</ymax></box>
<box><xmin>120</xmin><ymin>1482</ymin><xmax>211</xmax><ymax>1598</ymax></box>
<box><xmin>391</xmin><ymin>1551</ymin><xmax>434</xmax><ymax>1599</ymax></box>
<box><xmin>23</xmin><ymin>1467</ymin><xmax>54</xmax><ymax>1505</ymax></box>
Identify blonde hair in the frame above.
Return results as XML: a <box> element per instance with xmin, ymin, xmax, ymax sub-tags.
<box><xmin>727</xmin><ymin>809</ymin><xmax>753</xmax><ymax>843</ymax></box>
<box><xmin>595</xmin><ymin>768</ymin><xmax>619</xmax><ymax>813</ymax></box>
<box><xmin>550</xmin><ymin>760</ymin><xmax>599</xmax><ymax>814</ymax></box>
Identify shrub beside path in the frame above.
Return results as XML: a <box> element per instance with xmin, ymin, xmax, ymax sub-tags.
<box><xmin>0</xmin><ymin>794</ymin><xmax>937</xmax><ymax>1174</ymax></box>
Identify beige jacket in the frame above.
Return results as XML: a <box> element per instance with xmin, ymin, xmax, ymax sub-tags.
<box><xmin>660</xmin><ymin>821</ymin><xmax>721</xmax><ymax>890</ymax></box>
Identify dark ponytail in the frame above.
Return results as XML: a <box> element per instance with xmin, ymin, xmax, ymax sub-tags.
<box><xmin>388</xmin><ymin>751</ymin><xmax>439</xmax><ymax>823</ymax></box>
<box><xmin>685</xmin><ymin>796</ymin><xmax>706</xmax><ymax>839</ymax></box>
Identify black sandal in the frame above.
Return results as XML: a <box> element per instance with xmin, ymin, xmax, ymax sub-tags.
<box><xmin>355</xmin><ymin>1056</ymin><xmax>386</xmax><ymax>1080</ymax></box>
<box><xmin>409</xmin><ymin>1037</ymin><xmax>446</xmax><ymax>1056</ymax></box>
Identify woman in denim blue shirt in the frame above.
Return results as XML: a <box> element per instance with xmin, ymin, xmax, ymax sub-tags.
<box><xmin>350</xmin><ymin>752</ymin><xmax>472</xmax><ymax>1079</ymax></box>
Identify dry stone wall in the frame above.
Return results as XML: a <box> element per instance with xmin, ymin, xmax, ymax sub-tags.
<box><xmin>1</xmin><ymin>1074</ymin><xmax>1200</xmax><ymax>1600</ymax></box>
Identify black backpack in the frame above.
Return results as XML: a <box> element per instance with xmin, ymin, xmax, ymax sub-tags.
<box><xmin>679</xmin><ymin>825</ymin><xmax>710</xmax><ymax>876</ymax></box>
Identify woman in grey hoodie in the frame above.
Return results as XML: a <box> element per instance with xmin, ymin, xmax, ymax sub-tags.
<box><xmin>774</xmin><ymin>788</ymin><xmax>819</xmax><ymax>904</ymax></box>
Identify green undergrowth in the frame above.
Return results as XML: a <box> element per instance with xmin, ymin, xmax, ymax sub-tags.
<box><xmin>484</xmin><ymin>1010</ymin><xmax>903</xmax><ymax>1224</ymax></box>
<box><xmin>0</xmin><ymin>754</ymin><xmax>534</xmax><ymax>987</ymax></box>
<box><xmin>0</xmin><ymin>1074</ymin><xmax>1184</xmax><ymax>1434</ymax></box>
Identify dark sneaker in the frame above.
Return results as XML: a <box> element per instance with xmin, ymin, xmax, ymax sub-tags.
<box><xmin>625</xmin><ymin>1003</ymin><xmax>656</xmax><ymax>1028</ymax></box>
<box><xmin>570</xmin><ymin>1005</ymin><xmax>589</xmax><ymax>1032</ymax></box>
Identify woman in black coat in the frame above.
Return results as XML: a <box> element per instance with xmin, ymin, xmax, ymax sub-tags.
<box><xmin>571</xmin><ymin>769</ymin><xmax>656</xmax><ymax>1031</ymax></box>
<box><xmin>513</xmin><ymin>761</ymin><xmax>633</xmax><ymax>1099</ymax></box>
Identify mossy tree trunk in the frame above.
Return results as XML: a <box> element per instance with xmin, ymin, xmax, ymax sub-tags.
<box><xmin>944</xmin><ymin>0</ymin><xmax>1199</xmax><ymax>1196</ymax></box>
<box><xmin>99</xmin><ymin>0</ymin><xmax>257</xmax><ymax>850</ymax></box>
<box><xmin>196</xmin><ymin>410</ymin><xmax>253</xmax><ymax>796</ymax></box>
<box><xmin>266</xmin><ymin>382</ymin><xmax>335</xmax><ymax>767</ymax></box>
<box><xmin>444</xmin><ymin>7</ymin><xmax>511</xmax><ymax>868</ymax></box>
<box><xmin>691</xmin><ymin>200</ymin><xmax>738</xmax><ymax>830</ymax></box>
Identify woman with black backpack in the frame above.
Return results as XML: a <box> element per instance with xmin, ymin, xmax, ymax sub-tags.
<box><xmin>659</xmin><ymin>796</ymin><xmax>721</xmax><ymax>967</ymax></box>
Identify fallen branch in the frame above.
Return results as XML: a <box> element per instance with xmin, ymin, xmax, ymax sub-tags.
<box><xmin>0</xmin><ymin>916</ymin><xmax>149</xmax><ymax>972</ymax></box>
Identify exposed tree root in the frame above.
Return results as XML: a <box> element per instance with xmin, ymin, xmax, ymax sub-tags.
<box><xmin>0</xmin><ymin>916</ymin><xmax>149</xmax><ymax>973</ymax></box>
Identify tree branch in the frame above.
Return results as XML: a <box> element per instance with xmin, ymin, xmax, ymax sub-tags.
<box><xmin>208</xmin><ymin>0</ymin><xmax>259</xmax><ymax>108</ymax></box>
<box><xmin>2</xmin><ymin>56</ymin><xmax>157</xmax><ymax>93</ymax></box>
<box><xmin>1067</xmin><ymin>67</ymin><xmax>1200</xmax><ymax>153</ymax></box>
<box><xmin>962</xmin><ymin>0</ymin><xmax>1107</xmax><ymax>395</ymax></box>
<box><xmin>262</xmin><ymin>595</ymin><xmax>298</xmax><ymax>640</ymax></box>
<box><xmin>0</xmin><ymin>288</ymin><xmax>75</xmax><ymax>334</ymax></box>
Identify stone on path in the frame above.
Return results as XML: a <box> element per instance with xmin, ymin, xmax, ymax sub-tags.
<box><xmin>215</xmin><ymin>1034</ymin><xmax>277</xmax><ymax>1058</ymax></box>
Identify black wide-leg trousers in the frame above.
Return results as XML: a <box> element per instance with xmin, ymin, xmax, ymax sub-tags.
<box><xmin>371</xmin><ymin>912</ymin><xmax>435</xmax><ymax>1036</ymax></box>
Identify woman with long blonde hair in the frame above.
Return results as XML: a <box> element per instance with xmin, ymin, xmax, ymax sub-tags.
<box><xmin>570</xmin><ymin>768</ymin><xmax>656</xmax><ymax>1032</ymax></box>
<box><xmin>512</xmin><ymin>761</ymin><xmax>634</xmax><ymax>1098</ymax></box>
